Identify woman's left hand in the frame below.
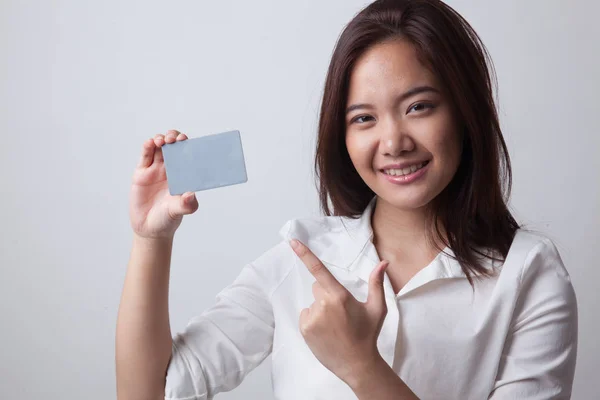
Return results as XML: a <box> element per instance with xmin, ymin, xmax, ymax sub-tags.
<box><xmin>290</xmin><ymin>238</ymin><xmax>390</xmax><ymax>386</ymax></box>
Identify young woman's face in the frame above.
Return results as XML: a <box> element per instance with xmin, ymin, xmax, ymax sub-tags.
<box><xmin>345</xmin><ymin>39</ymin><xmax>462</xmax><ymax>211</ymax></box>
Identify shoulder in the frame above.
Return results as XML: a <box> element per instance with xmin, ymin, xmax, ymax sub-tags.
<box><xmin>277</xmin><ymin>213</ymin><xmax>365</xmax><ymax>268</ymax></box>
<box><xmin>247</xmin><ymin>213</ymin><xmax>362</xmax><ymax>289</ymax></box>
<box><xmin>502</xmin><ymin>229</ymin><xmax>577</xmax><ymax>320</ymax></box>
<box><xmin>487</xmin><ymin>231</ymin><xmax>578</xmax><ymax>398</ymax></box>
<box><xmin>262</xmin><ymin>213</ymin><xmax>350</xmax><ymax>264</ymax></box>
<box><xmin>277</xmin><ymin>213</ymin><xmax>358</xmax><ymax>242</ymax></box>
<box><xmin>505</xmin><ymin>229</ymin><xmax>571</xmax><ymax>282</ymax></box>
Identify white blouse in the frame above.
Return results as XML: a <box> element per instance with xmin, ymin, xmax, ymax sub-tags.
<box><xmin>165</xmin><ymin>197</ymin><xmax>578</xmax><ymax>400</ymax></box>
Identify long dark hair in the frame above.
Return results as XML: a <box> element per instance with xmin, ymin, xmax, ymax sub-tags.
<box><xmin>314</xmin><ymin>0</ymin><xmax>519</xmax><ymax>282</ymax></box>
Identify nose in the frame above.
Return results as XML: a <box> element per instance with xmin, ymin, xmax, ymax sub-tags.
<box><xmin>378</xmin><ymin>122</ymin><xmax>415</xmax><ymax>157</ymax></box>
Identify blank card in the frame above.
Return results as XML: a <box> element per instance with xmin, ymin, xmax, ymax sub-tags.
<box><xmin>161</xmin><ymin>130</ymin><xmax>248</xmax><ymax>195</ymax></box>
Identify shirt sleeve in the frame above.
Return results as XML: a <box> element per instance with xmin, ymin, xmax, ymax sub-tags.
<box><xmin>164</xmin><ymin>241</ymin><xmax>293</xmax><ymax>400</ymax></box>
<box><xmin>488</xmin><ymin>238</ymin><xmax>578</xmax><ymax>400</ymax></box>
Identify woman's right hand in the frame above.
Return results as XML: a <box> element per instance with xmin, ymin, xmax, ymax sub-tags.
<box><xmin>129</xmin><ymin>129</ymin><xmax>199</xmax><ymax>239</ymax></box>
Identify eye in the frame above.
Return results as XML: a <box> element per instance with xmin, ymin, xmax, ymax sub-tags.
<box><xmin>408</xmin><ymin>102</ymin><xmax>435</xmax><ymax>114</ymax></box>
<box><xmin>350</xmin><ymin>115</ymin><xmax>375</xmax><ymax>124</ymax></box>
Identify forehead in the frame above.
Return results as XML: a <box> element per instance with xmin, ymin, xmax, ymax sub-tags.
<box><xmin>348</xmin><ymin>39</ymin><xmax>438</xmax><ymax>99</ymax></box>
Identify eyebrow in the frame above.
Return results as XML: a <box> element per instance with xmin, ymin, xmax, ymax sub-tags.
<box><xmin>345</xmin><ymin>85</ymin><xmax>440</xmax><ymax>115</ymax></box>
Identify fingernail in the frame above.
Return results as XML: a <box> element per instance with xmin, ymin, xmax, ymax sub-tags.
<box><xmin>290</xmin><ymin>239</ymin><xmax>300</xmax><ymax>249</ymax></box>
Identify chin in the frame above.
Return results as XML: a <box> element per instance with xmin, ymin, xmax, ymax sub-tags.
<box><xmin>374</xmin><ymin>188</ymin><xmax>435</xmax><ymax>211</ymax></box>
<box><xmin>385</xmin><ymin>197</ymin><xmax>432</xmax><ymax>211</ymax></box>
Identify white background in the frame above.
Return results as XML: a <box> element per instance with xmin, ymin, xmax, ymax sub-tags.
<box><xmin>1</xmin><ymin>0</ymin><xmax>598</xmax><ymax>398</ymax></box>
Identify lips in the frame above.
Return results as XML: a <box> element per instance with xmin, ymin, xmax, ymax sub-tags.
<box><xmin>381</xmin><ymin>160</ymin><xmax>430</xmax><ymax>177</ymax></box>
<box><xmin>379</xmin><ymin>160</ymin><xmax>430</xmax><ymax>185</ymax></box>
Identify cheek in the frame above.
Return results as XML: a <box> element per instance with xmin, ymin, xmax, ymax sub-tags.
<box><xmin>424</xmin><ymin>111</ymin><xmax>462</xmax><ymax>166</ymax></box>
<box><xmin>345</xmin><ymin>133</ymin><xmax>376</xmax><ymax>170</ymax></box>
<box><xmin>431</xmin><ymin>127</ymin><xmax>462</xmax><ymax>175</ymax></box>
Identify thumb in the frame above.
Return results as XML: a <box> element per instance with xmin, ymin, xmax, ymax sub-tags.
<box><xmin>168</xmin><ymin>191</ymin><xmax>198</xmax><ymax>218</ymax></box>
<box><xmin>367</xmin><ymin>260</ymin><xmax>389</xmax><ymax>314</ymax></box>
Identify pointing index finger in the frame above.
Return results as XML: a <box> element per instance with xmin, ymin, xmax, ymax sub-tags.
<box><xmin>290</xmin><ymin>239</ymin><xmax>346</xmax><ymax>294</ymax></box>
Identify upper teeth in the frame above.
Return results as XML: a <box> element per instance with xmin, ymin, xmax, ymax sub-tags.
<box><xmin>384</xmin><ymin>162</ymin><xmax>425</xmax><ymax>176</ymax></box>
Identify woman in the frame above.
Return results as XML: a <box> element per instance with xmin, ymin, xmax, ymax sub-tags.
<box><xmin>116</xmin><ymin>0</ymin><xmax>578</xmax><ymax>399</ymax></box>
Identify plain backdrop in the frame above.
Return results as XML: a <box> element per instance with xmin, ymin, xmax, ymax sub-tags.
<box><xmin>1</xmin><ymin>0</ymin><xmax>598</xmax><ymax>398</ymax></box>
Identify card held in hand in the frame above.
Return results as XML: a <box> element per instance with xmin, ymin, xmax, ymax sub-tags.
<box><xmin>161</xmin><ymin>130</ymin><xmax>248</xmax><ymax>195</ymax></box>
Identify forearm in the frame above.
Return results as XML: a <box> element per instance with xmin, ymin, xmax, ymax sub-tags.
<box><xmin>116</xmin><ymin>234</ymin><xmax>174</xmax><ymax>400</ymax></box>
<box><xmin>348</xmin><ymin>356</ymin><xmax>419</xmax><ymax>400</ymax></box>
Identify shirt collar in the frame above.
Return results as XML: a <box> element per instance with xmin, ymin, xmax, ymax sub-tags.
<box><xmin>280</xmin><ymin>195</ymin><xmax>495</xmax><ymax>292</ymax></box>
<box><xmin>345</xmin><ymin>196</ymin><xmax>494</xmax><ymax>295</ymax></box>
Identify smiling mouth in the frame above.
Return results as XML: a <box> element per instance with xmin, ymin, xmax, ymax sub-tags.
<box><xmin>381</xmin><ymin>160</ymin><xmax>430</xmax><ymax>176</ymax></box>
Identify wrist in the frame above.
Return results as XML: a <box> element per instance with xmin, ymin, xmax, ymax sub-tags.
<box><xmin>132</xmin><ymin>233</ymin><xmax>174</xmax><ymax>248</ymax></box>
<box><xmin>344</xmin><ymin>353</ymin><xmax>387</xmax><ymax>392</ymax></box>
<box><xmin>129</xmin><ymin>233</ymin><xmax>174</xmax><ymax>273</ymax></box>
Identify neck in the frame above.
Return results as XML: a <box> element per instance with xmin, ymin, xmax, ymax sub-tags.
<box><xmin>370</xmin><ymin>196</ymin><xmax>442</xmax><ymax>261</ymax></box>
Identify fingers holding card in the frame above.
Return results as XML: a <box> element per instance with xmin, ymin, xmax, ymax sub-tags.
<box><xmin>129</xmin><ymin>129</ymin><xmax>247</xmax><ymax>239</ymax></box>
